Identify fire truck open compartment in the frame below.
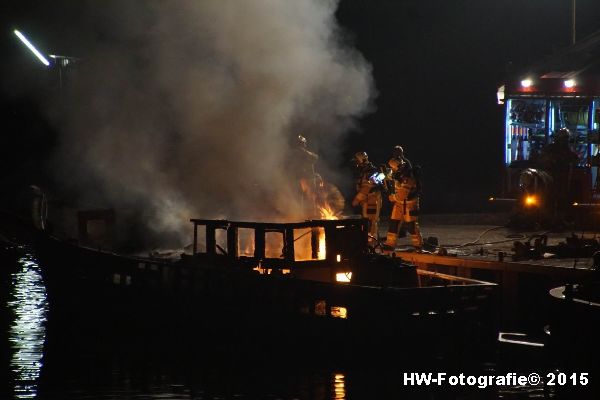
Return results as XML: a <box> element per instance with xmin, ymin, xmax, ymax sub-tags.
<box><xmin>498</xmin><ymin>30</ymin><xmax>600</xmax><ymax>202</ymax></box>
<box><xmin>502</xmin><ymin>96</ymin><xmax>599</xmax><ymax>202</ymax></box>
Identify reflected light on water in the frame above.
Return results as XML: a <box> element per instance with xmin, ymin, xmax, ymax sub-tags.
<box><xmin>8</xmin><ymin>255</ymin><xmax>48</xmax><ymax>399</ymax></box>
<box><xmin>333</xmin><ymin>373</ymin><xmax>346</xmax><ymax>399</ymax></box>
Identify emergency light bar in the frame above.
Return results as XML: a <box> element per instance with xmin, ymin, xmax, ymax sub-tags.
<box><xmin>14</xmin><ymin>29</ymin><xmax>50</xmax><ymax>66</ymax></box>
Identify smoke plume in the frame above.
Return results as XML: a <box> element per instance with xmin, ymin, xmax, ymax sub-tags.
<box><xmin>53</xmin><ymin>0</ymin><xmax>375</xmax><ymax>246</ymax></box>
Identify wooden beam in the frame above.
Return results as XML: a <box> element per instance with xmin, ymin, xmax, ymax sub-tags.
<box><xmin>401</xmin><ymin>252</ymin><xmax>595</xmax><ymax>280</ymax></box>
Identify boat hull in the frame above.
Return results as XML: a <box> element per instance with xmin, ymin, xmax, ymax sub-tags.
<box><xmin>36</xmin><ymin>233</ymin><xmax>498</xmax><ymax>361</ymax></box>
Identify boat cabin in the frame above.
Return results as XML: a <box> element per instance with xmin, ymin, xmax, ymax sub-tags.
<box><xmin>189</xmin><ymin>217</ymin><xmax>416</xmax><ymax>286</ymax></box>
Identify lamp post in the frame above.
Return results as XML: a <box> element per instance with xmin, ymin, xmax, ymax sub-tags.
<box><xmin>14</xmin><ymin>29</ymin><xmax>80</xmax><ymax>91</ymax></box>
<box><xmin>572</xmin><ymin>0</ymin><xmax>576</xmax><ymax>45</ymax></box>
<box><xmin>49</xmin><ymin>54</ymin><xmax>80</xmax><ymax>90</ymax></box>
<box><xmin>13</xmin><ymin>29</ymin><xmax>50</xmax><ymax>66</ymax></box>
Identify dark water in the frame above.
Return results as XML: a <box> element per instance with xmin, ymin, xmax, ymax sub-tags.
<box><xmin>1</xmin><ymin>246</ymin><xmax>598</xmax><ymax>399</ymax></box>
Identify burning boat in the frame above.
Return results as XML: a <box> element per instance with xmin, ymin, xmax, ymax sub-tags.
<box><xmin>36</xmin><ymin>213</ymin><xmax>498</xmax><ymax>357</ymax></box>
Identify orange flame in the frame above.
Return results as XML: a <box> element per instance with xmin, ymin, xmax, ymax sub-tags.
<box><xmin>318</xmin><ymin>204</ymin><xmax>339</xmax><ymax>220</ymax></box>
<box><xmin>318</xmin><ymin>230</ymin><xmax>326</xmax><ymax>259</ymax></box>
<box><xmin>316</xmin><ymin>203</ymin><xmax>338</xmax><ymax>259</ymax></box>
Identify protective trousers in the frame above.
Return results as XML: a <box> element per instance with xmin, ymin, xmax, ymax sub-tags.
<box><xmin>361</xmin><ymin>191</ymin><xmax>382</xmax><ymax>240</ymax></box>
<box><xmin>385</xmin><ymin>198</ymin><xmax>423</xmax><ymax>249</ymax></box>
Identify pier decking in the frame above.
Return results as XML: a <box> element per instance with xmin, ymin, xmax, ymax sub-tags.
<box><xmin>386</xmin><ymin>214</ymin><xmax>599</xmax><ymax>328</ymax></box>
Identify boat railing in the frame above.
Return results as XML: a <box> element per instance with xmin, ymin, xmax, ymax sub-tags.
<box><xmin>416</xmin><ymin>269</ymin><xmax>494</xmax><ymax>287</ymax></box>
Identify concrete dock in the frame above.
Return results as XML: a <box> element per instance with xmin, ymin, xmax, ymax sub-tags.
<box><xmin>383</xmin><ymin>213</ymin><xmax>599</xmax><ymax>329</ymax></box>
<box><xmin>388</xmin><ymin>212</ymin><xmax>598</xmax><ymax>270</ymax></box>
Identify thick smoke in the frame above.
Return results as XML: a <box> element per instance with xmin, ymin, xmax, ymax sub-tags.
<box><xmin>53</xmin><ymin>0</ymin><xmax>374</xmax><ymax>245</ymax></box>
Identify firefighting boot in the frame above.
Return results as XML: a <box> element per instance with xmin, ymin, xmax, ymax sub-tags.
<box><xmin>367</xmin><ymin>218</ymin><xmax>379</xmax><ymax>242</ymax></box>
<box><xmin>365</xmin><ymin>192</ymin><xmax>382</xmax><ymax>240</ymax></box>
<box><xmin>408</xmin><ymin>221</ymin><xmax>423</xmax><ymax>252</ymax></box>
<box><xmin>411</xmin><ymin>236</ymin><xmax>423</xmax><ymax>252</ymax></box>
<box><xmin>383</xmin><ymin>232</ymin><xmax>398</xmax><ymax>253</ymax></box>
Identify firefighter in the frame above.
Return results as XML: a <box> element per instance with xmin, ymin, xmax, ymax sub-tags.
<box><xmin>384</xmin><ymin>150</ymin><xmax>423</xmax><ymax>251</ymax></box>
<box><xmin>290</xmin><ymin>134</ymin><xmax>319</xmax><ymax>218</ymax></box>
<box><xmin>351</xmin><ymin>151</ymin><xmax>384</xmax><ymax>241</ymax></box>
<box><xmin>538</xmin><ymin>128</ymin><xmax>579</xmax><ymax>177</ymax></box>
<box><xmin>537</xmin><ymin>128</ymin><xmax>579</xmax><ymax>222</ymax></box>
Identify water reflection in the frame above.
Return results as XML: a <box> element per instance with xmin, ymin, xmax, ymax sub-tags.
<box><xmin>0</xmin><ymin>251</ymin><xmax>567</xmax><ymax>399</ymax></box>
<box><xmin>332</xmin><ymin>373</ymin><xmax>346</xmax><ymax>399</ymax></box>
<box><xmin>8</xmin><ymin>254</ymin><xmax>48</xmax><ymax>399</ymax></box>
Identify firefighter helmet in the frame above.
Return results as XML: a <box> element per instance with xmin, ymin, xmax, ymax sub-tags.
<box><xmin>314</xmin><ymin>173</ymin><xmax>324</xmax><ymax>188</ymax></box>
<box><xmin>392</xmin><ymin>145</ymin><xmax>404</xmax><ymax>159</ymax></box>
<box><xmin>299</xmin><ymin>134</ymin><xmax>308</xmax><ymax>146</ymax></box>
<box><xmin>555</xmin><ymin>128</ymin><xmax>571</xmax><ymax>143</ymax></box>
<box><xmin>388</xmin><ymin>157</ymin><xmax>404</xmax><ymax>171</ymax></box>
<box><xmin>354</xmin><ymin>151</ymin><xmax>369</xmax><ymax>165</ymax></box>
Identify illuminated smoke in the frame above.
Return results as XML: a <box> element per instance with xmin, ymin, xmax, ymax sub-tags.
<box><xmin>52</xmin><ymin>0</ymin><xmax>374</xmax><ymax>246</ymax></box>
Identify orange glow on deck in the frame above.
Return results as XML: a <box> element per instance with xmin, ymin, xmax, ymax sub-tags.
<box><xmin>335</xmin><ymin>272</ymin><xmax>352</xmax><ymax>282</ymax></box>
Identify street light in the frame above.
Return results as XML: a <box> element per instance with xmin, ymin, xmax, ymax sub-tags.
<box><xmin>49</xmin><ymin>54</ymin><xmax>80</xmax><ymax>66</ymax></box>
<box><xmin>13</xmin><ymin>29</ymin><xmax>50</xmax><ymax>67</ymax></box>
<box><xmin>49</xmin><ymin>54</ymin><xmax>80</xmax><ymax>89</ymax></box>
<box><xmin>14</xmin><ymin>30</ymin><xmax>81</xmax><ymax>91</ymax></box>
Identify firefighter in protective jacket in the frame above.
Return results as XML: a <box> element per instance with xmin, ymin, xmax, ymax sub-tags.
<box><xmin>351</xmin><ymin>152</ymin><xmax>384</xmax><ymax>241</ymax></box>
<box><xmin>385</xmin><ymin>153</ymin><xmax>423</xmax><ymax>251</ymax></box>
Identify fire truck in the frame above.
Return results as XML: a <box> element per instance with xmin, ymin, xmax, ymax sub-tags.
<box><xmin>496</xmin><ymin>31</ymin><xmax>600</xmax><ymax>225</ymax></box>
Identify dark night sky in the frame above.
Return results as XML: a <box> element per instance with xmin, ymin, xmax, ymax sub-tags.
<box><xmin>2</xmin><ymin>0</ymin><xmax>600</xmax><ymax>213</ymax></box>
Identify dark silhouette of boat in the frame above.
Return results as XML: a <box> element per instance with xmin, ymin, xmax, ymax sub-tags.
<box><xmin>548</xmin><ymin>279</ymin><xmax>600</xmax><ymax>369</ymax></box>
<box><xmin>35</xmin><ymin>216</ymin><xmax>498</xmax><ymax>359</ymax></box>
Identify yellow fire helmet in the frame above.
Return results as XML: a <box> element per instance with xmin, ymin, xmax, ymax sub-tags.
<box><xmin>354</xmin><ymin>151</ymin><xmax>368</xmax><ymax>164</ymax></box>
<box><xmin>392</xmin><ymin>145</ymin><xmax>404</xmax><ymax>159</ymax></box>
<box><xmin>388</xmin><ymin>157</ymin><xmax>405</xmax><ymax>171</ymax></box>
